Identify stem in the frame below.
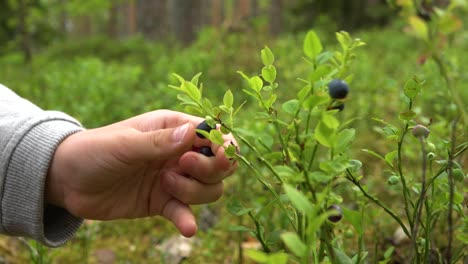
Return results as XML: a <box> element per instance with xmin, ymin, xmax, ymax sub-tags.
<box><xmin>397</xmin><ymin>123</ymin><xmax>414</xmax><ymax>226</ymax></box>
<box><xmin>446</xmin><ymin>119</ymin><xmax>458</xmax><ymax>264</ymax></box>
<box><xmin>410</xmin><ymin>136</ymin><xmax>428</xmax><ymax>262</ymax></box>
<box><xmin>236</xmin><ymin>154</ymin><xmax>297</xmax><ymax>231</ymax></box>
<box><xmin>346</xmin><ymin>169</ymin><xmax>411</xmax><ymax>237</ymax></box>
<box><xmin>248</xmin><ymin>212</ymin><xmax>271</xmax><ymax>253</ymax></box>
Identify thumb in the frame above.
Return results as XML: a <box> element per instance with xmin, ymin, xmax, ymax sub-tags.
<box><xmin>128</xmin><ymin>123</ymin><xmax>194</xmax><ymax>161</ymax></box>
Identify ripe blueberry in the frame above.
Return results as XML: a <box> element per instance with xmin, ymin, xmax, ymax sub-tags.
<box><xmin>328</xmin><ymin>79</ymin><xmax>349</xmax><ymax>99</ymax></box>
<box><xmin>327</xmin><ymin>205</ymin><xmax>343</xmax><ymax>223</ymax></box>
<box><xmin>412</xmin><ymin>125</ymin><xmax>430</xmax><ymax>139</ymax></box>
<box><xmin>196</xmin><ymin>120</ymin><xmax>215</xmax><ymax>139</ymax></box>
<box><xmin>199</xmin><ymin>146</ymin><xmax>214</xmax><ymax>157</ymax></box>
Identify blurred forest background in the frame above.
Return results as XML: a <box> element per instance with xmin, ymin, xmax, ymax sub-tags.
<box><xmin>0</xmin><ymin>0</ymin><xmax>427</xmax><ymax>60</ymax></box>
<box><xmin>1</xmin><ymin>0</ymin><xmax>467</xmax><ymax>263</ymax></box>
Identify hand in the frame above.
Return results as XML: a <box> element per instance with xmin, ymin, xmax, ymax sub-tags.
<box><xmin>46</xmin><ymin>110</ymin><xmax>238</xmax><ymax>237</ymax></box>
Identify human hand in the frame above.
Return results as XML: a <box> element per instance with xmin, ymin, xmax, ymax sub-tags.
<box><xmin>46</xmin><ymin>110</ymin><xmax>238</xmax><ymax>237</ymax></box>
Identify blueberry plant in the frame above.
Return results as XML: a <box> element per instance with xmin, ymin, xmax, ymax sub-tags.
<box><xmin>169</xmin><ymin>7</ymin><xmax>467</xmax><ymax>261</ymax></box>
<box><xmin>170</xmin><ymin>30</ymin><xmax>367</xmax><ymax>263</ymax></box>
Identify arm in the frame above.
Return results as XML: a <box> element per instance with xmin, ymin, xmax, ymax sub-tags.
<box><xmin>0</xmin><ymin>84</ymin><xmax>83</xmax><ymax>247</ymax></box>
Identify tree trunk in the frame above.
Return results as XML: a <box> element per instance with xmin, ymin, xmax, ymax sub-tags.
<box><xmin>269</xmin><ymin>0</ymin><xmax>283</xmax><ymax>36</ymax></box>
<box><xmin>168</xmin><ymin>0</ymin><xmax>200</xmax><ymax>45</ymax></box>
<box><xmin>137</xmin><ymin>0</ymin><xmax>168</xmax><ymax>40</ymax></box>
<box><xmin>17</xmin><ymin>0</ymin><xmax>32</xmax><ymax>62</ymax></box>
<box><xmin>211</xmin><ymin>0</ymin><xmax>223</xmax><ymax>28</ymax></box>
<box><xmin>108</xmin><ymin>3</ymin><xmax>119</xmax><ymax>38</ymax></box>
<box><xmin>127</xmin><ymin>0</ymin><xmax>137</xmax><ymax>35</ymax></box>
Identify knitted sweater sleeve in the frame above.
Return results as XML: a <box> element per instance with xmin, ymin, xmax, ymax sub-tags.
<box><xmin>0</xmin><ymin>84</ymin><xmax>83</xmax><ymax>247</ymax></box>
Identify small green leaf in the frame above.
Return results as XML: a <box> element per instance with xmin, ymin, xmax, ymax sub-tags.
<box><xmin>384</xmin><ymin>151</ymin><xmax>398</xmax><ymax>166</ymax></box>
<box><xmin>282</xmin><ymin>99</ymin><xmax>299</xmax><ymax>114</ymax></box>
<box><xmin>403</xmin><ymin>77</ymin><xmax>422</xmax><ymax>99</ymax></box>
<box><xmin>261</xmin><ymin>46</ymin><xmax>275</xmax><ymax>66</ymax></box>
<box><xmin>315</xmin><ymin>121</ymin><xmax>335</xmax><ymax>148</ymax></box>
<box><xmin>322</xmin><ymin>114</ymin><xmax>340</xmax><ymax>129</ymax></box>
<box><xmin>209</xmin><ymin>130</ymin><xmax>224</xmax><ymax>145</ymax></box>
<box><xmin>334</xmin><ymin>129</ymin><xmax>356</xmax><ymax>153</ymax></box>
<box><xmin>398</xmin><ymin>110</ymin><xmax>416</xmax><ymax>121</ymax></box>
<box><xmin>182</xmin><ymin>81</ymin><xmax>201</xmax><ymax>101</ymax></box>
<box><xmin>408</xmin><ymin>15</ymin><xmax>429</xmax><ymax>41</ymax></box>
<box><xmin>281</xmin><ymin>232</ymin><xmax>307</xmax><ymax>258</ymax></box>
<box><xmin>309</xmin><ymin>65</ymin><xmax>332</xmax><ymax>83</ymax></box>
<box><xmin>190</xmin><ymin>72</ymin><xmax>203</xmax><ymax>86</ymax></box>
<box><xmin>250</xmin><ymin>76</ymin><xmax>264</xmax><ymax>92</ymax></box>
<box><xmin>223</xmin><ymin>89</ymin><xmax>234</xmax><ymax>108</ymax></box>
<box><xmin>334</xmin><ymin>248</ymin><xmax>353</xmax><ymax>264</ymax></box>
<box><xmin>283</xmin><ymin>184</ymin><xmax>314</xmax><ymax>214</ymax></box>
<box><xmin>309</xmin><ymin>171</ymin><xmax>334</xmax><ymax>183</ymax></box>
<box><xmin>262</xmin><ymin>65</ymin><xmax>277</xmax><ymax>83</ymax></box>
<box><xmin>304</xmin><ymin>30</ymin><xmax>323</xmax><ymax>59</ymax></box>
<box><xmin>342</xmin><ymin>207</ymin><xmax>363</xmax><ymax>235</ymax></box>
<box><xmin>246</xmin><ymin>250</ymin><xmax>269</xmax><ymax>263</ymax></box>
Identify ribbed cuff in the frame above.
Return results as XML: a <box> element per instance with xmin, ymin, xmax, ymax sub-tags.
<box><xmin>2</xmin><ymin>119</ymin><xmax>84</xmax><ymax>247</ymax></box>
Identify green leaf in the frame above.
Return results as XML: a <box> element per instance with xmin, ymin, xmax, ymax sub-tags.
<box><xmin>334</xmin><ymin>248</ymin><xmax>353</xmax><ymax>264</ymax></box>
<box><xmin>398</xmin><ymin>110</ymin><xmax>416</xmax><ymax>121</ymax></box>
<box><xmin>362</xmin><ymin>149</ymin><xmax>386</xmax><ymax>163</ymax></box>
<box><xmin>172</xmin><ymin>73</ymin><xmax>186</xmax><ymax>84</ymax></box>
<box><xmin>262</xmin><ymin>65</ymin><xmax>277</xmax><ymax>83</ymax></box>
<box><xmin>250</xmin><ymin>76</ymin><xmax>264</xmax><ymax>92</ymax></box>
<box><xmin>182</xmin><ymin>81</ymin><xmax>201</xmax><ymax>101</ymax></box>
<box><xmin>334</xmin><ymin>129</ymin><xmax>356</xmax><ymax>153</ymax></box>
<box><xmin>209</xmin><ymin>130</ymin><xmax>225</xmax><ymax>145</ymax></box>
<box><xmin>403</xmin><ymin>77</ymin><xmax>422</xmax><ymax>99</ymax></box>
<box><xmin>309</xmin><ymin>65</ymin><xmax>332</xmax><ymax>83</ymax></box>
<box><xmin>246</xmin><ymin>250</ymin><xmax>269</xmax><ymax>263</ymax></box>
<box><xmin>281</xmin><ymin>232</ymin><xmax>307</xmax><ymax>258</ymax></box>
<box><xmin>384</xmin><ymin>151</ymin><xmax>397</xmax><ymax>167</ymax></box>
<box><xmin>267</xmin><ymin>253</ymin><xmax>289</xmax><ymax>264</ymax></box>
<box><xmin>408</xmin><ymin>15</ymin><xmax>429</xmax><ymax>41</ymax></box>
<box><xmin>304</xmin><ymin>30</ymin><xmax>323</xmax><ymax>59</ymax></box>
<box><xmin>342</xmin><ymin>207</ymin><xmax>363</xmax><ymax>235</ymax></box>
<box><xmin>283</xmin><ymin>184</ymin><xmax>314</xmax><ymax>214</ymax></box>
<box><xmin>309</xmin><ymin>171</ymin><xmax>335</xmax><ymax>183</ymax></box>
<box><xmin>282</xmin><ymin>99</ymin><xmax>299</xmax><ymax>114</ymax></box>
<box><xmin>223</xmin><ymin>89</ymin><xmax>234</xmax><ymax>108</ymax></box>
<box><xmin>315</xmin><ymin>120</ymin><xmax>335</xmax><ymax>148</ymax></box>
<box><xmin>322</xmin><ymin>114</ymin><xmax>340</xmax><ymax>129</ymax></box>
<box><xmin>261</xmin><ymin>46</ymin><xmax>275</xmax><ymax>66</ymax></box>
<box><xmin>190</xmin><ymin>72</ymin><xmax>203</xmax><ymax>86</ymax></box>
<box><xmin>226</xmin><ymin>197</ymin><xmax>252</xmax><ymax>216</ymax></box>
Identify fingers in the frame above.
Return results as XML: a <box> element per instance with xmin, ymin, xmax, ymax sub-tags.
<box><xmin>161</xmin><ymin>173</ymin><xmax>224</xmax><ymax>205</ymax></box>
<box><xmin>161</xmin><ymin>199</ymin><xmax>197</xmax><ymax>237</ymax></box>
<box><xmin>181</xmin><ymin>140</ymin><xmax>238</xmax><ymax>184</ymax></box>
<box><xmin>125</xmin><ymin>123</ymin><xmax>196</xmax><ymax>161</ymax></box>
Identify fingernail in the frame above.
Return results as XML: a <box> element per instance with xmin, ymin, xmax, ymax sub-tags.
<box><xmin>173</xmin><ymin>123</ymin><xmax>189</xmax><ymax>143</ymax></box>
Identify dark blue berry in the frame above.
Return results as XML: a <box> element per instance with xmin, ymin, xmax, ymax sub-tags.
<box><xmin>196</xmin><ymin>120</ymin><xmax>214</xmax><ymax>138</ymax></box>
<box><xmin>200</xmin><ymin>146</ymin><xmax>214</xmax><ymax>157</ymax></box>
<box><xmin>328</xmin><ymin>79</ymin><xmax>349</xmax><ymax>99</ymax></box>
<box><xmin>327</xmin><ymin>205</ymin><xmax>343</xmax><ymax>223</ymax></box>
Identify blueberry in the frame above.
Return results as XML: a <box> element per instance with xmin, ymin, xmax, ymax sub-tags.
<box><xmin>196</xmin><ymin>120</ymin><xmax>215</xmax><ymax>139</ymax></box>
<box><xmin>199</xmin><ymin>146</ymin><xmax>214</xmax><ymax>157</ymax></box>
<box><xmin>327</xmin><ymin>205</ymin><xmax>343</xmax><ymax>223</ymax></box>
<box><xmin>412</xmin><ymin>125</ymin><xmax>430</xmax><ymax>139</ymax></box>
<box><xmin>328</xmin><ymin>79</ymin><xmax>349</xmax><ymax>99</ymax></box>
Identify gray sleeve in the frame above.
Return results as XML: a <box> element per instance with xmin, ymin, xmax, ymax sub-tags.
<box><xmin>0</xmin><ymin>84</ymin><xmax>83</xmax><ymax>247</ymax></box>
